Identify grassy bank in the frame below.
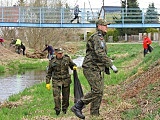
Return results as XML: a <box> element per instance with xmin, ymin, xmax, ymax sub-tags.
<box><xmin>0</xmin><ymin>42</ymin><xmax>160</xmax><ymax>120</ymax></box>
<box><xmin>0</xmin><ymin>57</ymin><xmax>48</xmax><ymax>74</ymax></box>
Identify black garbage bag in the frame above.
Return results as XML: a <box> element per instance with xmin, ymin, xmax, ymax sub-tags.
<box><xmin>105</xmin><ymin>67</ymin><xmax>110</xmax><ymax>75</ymax></box>
<box><xmin>73</xmin><ymin>70</ymin><xmax>84</xmax><ymax>103</ymax></box>
<box><xmin>148</xmin><ymin>44</ymin><xmax>153</xmax><ymax>52</ymax></box>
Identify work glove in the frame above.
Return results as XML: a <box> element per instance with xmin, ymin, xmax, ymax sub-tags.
<box><xmin>110</xmin><ymin>65</ymin><xmax>118</xmax><ymax>73</ymax></box>
<box><xmin>46</xmin><ymin>84</ymin><xmax>51</xmax><ymax>90</ymax></box>
<box><xmin>73</xmin><ymin>66</ymin><xmax>77</xmax><ymax>70</ymax></box>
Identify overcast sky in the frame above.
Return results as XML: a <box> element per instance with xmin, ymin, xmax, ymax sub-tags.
<box><xmin>69</xmin><ymin>0</ymin><xmax>160</xmax><ymax>9</ymax></box>
<box><xmin>4</xmin><ymin>0</ymin><xmax>160</xmax><ymax>9</ymax></box>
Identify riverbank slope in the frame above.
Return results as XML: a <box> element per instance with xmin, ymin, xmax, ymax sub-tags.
<box><xmin>0</xmin><ymin>42</ymin><xmax>160</xmax><ymax>119</ymax></box>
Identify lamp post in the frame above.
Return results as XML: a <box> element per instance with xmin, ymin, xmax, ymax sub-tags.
<box><xmin>125</xmin><ymin>0</ymin><xmax>128</xmax><ymax>41</ymax></box>
<box><xmin>121</xmin><ymin>0</ymin><xmax>128</xmax><ymax>41</ymax></box>
<box><xmin>102</xmin><ymin>0</ymin><xmax>105</xmax><ymax>19</ymax></box>
<box><xmin>125</xmin><ymin>0</ymin><xmax>127</xmax><ymax>16</ymax></box>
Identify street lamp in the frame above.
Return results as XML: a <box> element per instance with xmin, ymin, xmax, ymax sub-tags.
<box><xmin>125</xmin><ymin>0</ymin><xmax>127</xmax><ymax>16</ymax></box>
<box><xmin>125</xmin><ymin>0</ymin><xmax>127</xmax><ymax>41</ymax></box>
<box><xmin>121</xmin><ymin>0</ymin><xmax>127</xmax><ymax>16</ymax></box>
<box><xmin>121</xmin><ymin>0</ymin><xmax>128</xmax><ymax>41</ymax></box>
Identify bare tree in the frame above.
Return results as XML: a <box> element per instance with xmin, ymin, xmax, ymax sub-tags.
<box><xmin>1</xmin><ymin>0</ymin><xmax>82</xmax><ymax>51</ymax></box>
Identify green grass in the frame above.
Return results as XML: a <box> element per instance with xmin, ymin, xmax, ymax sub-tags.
<box><xmin>121</xmin><ymin>108</ymin><xmax>142</xmax><ymax>119</ymax></box>
<box><xmin>1</xmin><ymin>58</ymin><xmax>48</xmax><ymax>74</ymax></box>
<box><xmin>0</xmin><ymin>42</ymin><xmax>160</xmax><ymax>119</ymax></box>
<box><xmin>0</xmin><ymin>65</ymin><xmax>5</xmax><ymax>73</ymax></box>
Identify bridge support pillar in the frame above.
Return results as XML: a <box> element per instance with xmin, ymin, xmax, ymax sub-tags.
<box><xmin>125</xmin><ymin>33</ymin><xmax>127</xmax><ymax>41</ymax></box>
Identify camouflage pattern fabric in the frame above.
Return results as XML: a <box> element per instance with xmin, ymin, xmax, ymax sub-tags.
<box><xmin>82</xmin><ymin>31</ymin><xmax>113</xmax><ymax>70</ymax></box>
<box><xmin>95</xmin><ymin>19</ymin><xmax>109</xmax><ymax>26</ymax></box>
<box><xmin>81</xmin><ymin>30</ymin><xmax>113</xmax><ymax>115</ymax></box>
<box><xmin>46</xmin><ymin>54</ymin><xmax>76</xmax><ymax>111</ymax></box>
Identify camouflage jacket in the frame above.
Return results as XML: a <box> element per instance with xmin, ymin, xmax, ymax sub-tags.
<box><xmin>46</xmin><ymin>54</ymin><xmax>76</xmax><ymax>84</ymax></box>
<box><xmin>82</xmin><ymin>31</ymin><xmax>113</xmax><ymax>71</ymax></box>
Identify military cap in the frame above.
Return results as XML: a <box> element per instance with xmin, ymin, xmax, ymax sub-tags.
<box><xmin>96</xmin><ymin>19</ymin><xmax>110</xmax><ymax>26</ymax></box>
<box><xmin>55</xmin><ymin>47</ymin><xmax>63</xmax><ymax>53</ymax></box>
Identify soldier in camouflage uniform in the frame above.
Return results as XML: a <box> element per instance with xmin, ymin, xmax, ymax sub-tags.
<box><xmin>71</xmin><ymin>19</ymin><xmax>118</xmax><ymax>119</ymax></box>
<box><xmin>46</xmin><ymin>48</ymin><xmax>77</xmax><ymax>115</ymax></box>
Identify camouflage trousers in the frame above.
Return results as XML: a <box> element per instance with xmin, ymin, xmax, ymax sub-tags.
<box><xmin>52</xmin><ymin>81</ymin><xmax>70</xmax><ymax>112</ymax></box>
<box><xmin>82</xmin><ymin>68</ymin><xmax>104</xmax><ymax>116</ymax></box>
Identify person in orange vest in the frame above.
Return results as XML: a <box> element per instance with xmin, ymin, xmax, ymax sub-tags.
<box><xmin>143</xmin><ymin>35</ymin><xmax>152</xmax><ymax>57</ymax></box>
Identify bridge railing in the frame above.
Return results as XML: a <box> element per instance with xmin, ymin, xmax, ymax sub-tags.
<box><xmin>0</xmin><ymin>7</ymin><xmax>160</xmax><ymax>24</ymax></box>
<box><xmin>105</xmin><ymin>8</ymin><xmax>160</xmax><ymax>24</ymax></box>
<box><xmin>0</xmin><ymin>7</ymin><xmax>100</xmax><ymax>24</ymax></box>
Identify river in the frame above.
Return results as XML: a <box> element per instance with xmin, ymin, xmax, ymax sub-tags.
<box><xmin>0</xmin><ymin>56</ymin><xmax>84</xmax><ymax>103</ymax></box>
<box><xmin>0</xmin><ymin>70</ymin><xmax>46</xmax><ymax>102</ymax></box>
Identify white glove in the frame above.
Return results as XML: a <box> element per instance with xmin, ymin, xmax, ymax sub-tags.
<box><xmin>110</xmin><ymin>65</ymin><xmax>118</xmax><ymax>73</ymax></box>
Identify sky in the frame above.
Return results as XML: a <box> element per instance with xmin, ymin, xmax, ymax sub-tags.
<box><xmin>69</xmin><ymin>0</ymin><xmax>160</xmax><ymax>9</ymax></box>
<box><xmin>3</xmin><ymin>0</ymin><xmax>160</xmax><ymax>9</ymax></box>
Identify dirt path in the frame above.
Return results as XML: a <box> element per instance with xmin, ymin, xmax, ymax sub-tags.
<box><xmin>0</xmin><ymin>46</ymin><xmax>22</xmax><ymax>65</ymax></box>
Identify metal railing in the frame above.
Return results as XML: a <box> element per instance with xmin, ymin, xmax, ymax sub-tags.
<box><xmin>0</xmin><ymin>7</ymin><xmax>100</xmax><ymax>23</ymax></box>
<box><xmin>106</xmin><ymin>8</ymin><xmax>160</xmax><ymax>24</ymax></box>
<box><xmin>0</xmin><ymin>7</ymin><xmax>160</xmax><ymax>27</ymax></box>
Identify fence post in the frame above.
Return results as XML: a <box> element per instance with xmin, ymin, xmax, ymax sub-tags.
<box><xmin>39</xmin><ymin>7</ymin><xmax>41</xmax><ymax>25</ymax></box>
<box><xmin>18</xmin><ymin>7</ymin><xmax>20</xmax><ymax>23</ymax></box>
<box><xmin>122</xmin><ymin>8</ymin><xmax>124</xmax><ymax>25</ymax></box>
<box><xmin>142</xmin><ymin>8</ymin><xmax>144</xmax><ymax>24</ymax></box>
<box><xmin>159</xmin><ymin>32</ymin><xmax>160</xmax><ymax>46</ymax></box>
<box><xmin>1</xmin><ymin>7</ymin><xmax>3</xmax><ymax>22</ymax></box>
<box><xmin>61</xmin><ymin>7</ymin><xmax>64</xmax><ymax>25</ymax></box>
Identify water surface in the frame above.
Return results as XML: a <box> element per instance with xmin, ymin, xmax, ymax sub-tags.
<box><xmin>0</xmin><ymin>70</ymin><xmax>46</xmax><ymax>102</ymax></box>
<box><xmin>0</xmin><ymin>56</ymin><xmax>84</xmax><ymax>103</ymax></box>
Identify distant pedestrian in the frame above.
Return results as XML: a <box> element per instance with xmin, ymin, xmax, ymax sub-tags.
<box><xmin>70</xmin><ymin>5</ymin><xmax>81</xmax><ymax>23</ymax></box>
<box><xmin>143</xmin><ymin>35</ymin><xmax>152</xmax><ymax>57</ymax></box>
<box><xmin>42</xmin><ymin>44</ymin><xmax>54</xmax><ymax>60</ymax></box>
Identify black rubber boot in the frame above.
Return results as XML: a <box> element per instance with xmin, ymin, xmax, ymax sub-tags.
<box><xmin>71</xmin><ymin>100</ymin><xmax>85</xmax><ymax>119</ymax></box>
<box><xmin>77</xmin><ymin>19</ymin><xmax>79</xmax><ymax>23</ymax></box>
<box><xmin>62</xmin><ymin>109</ymin><xmax>67</xmax><ymax>114</ymax></box>
<box><xmin>70</xmin><ymin>20</ymin><xmax>73</xmax><ymax>23</ymax></box>
<box><xmin>55</xmin><ymin>110</ymin><xmax>60</xmax><ymax>116</ymax></box>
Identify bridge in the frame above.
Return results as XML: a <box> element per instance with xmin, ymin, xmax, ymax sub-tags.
<box><xmin>0</xmin><ymin>6</ymin><xmax>160</xmax><ymax>28</ymax></box>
